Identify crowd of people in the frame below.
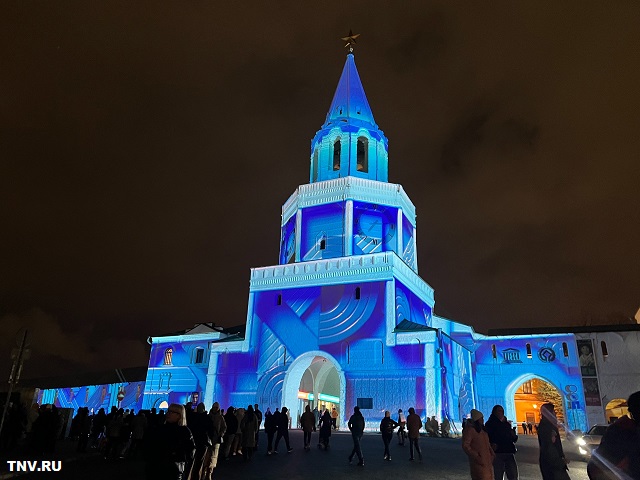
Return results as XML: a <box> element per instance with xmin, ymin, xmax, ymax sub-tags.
<box><xmin>3</xmin><ymin>389</ymin><xmax>639</xmax><ymax>480</ymax></box>
<box><xmin>460</xmin><ymin>390</ymin><xmax>640</xmax><ymax>480</ymax></box>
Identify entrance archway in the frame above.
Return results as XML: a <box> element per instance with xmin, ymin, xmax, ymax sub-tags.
<box><xmin>507</xmin><ymin>375</ymin><xmax>566</xmax><ymax>434</ymax></box>
<box><xmin>604</xmin><ymin>398</ymin><xmax>627</xmax><ymax>424</ymax></box>
<box><xmin>282</xmin><ymin>351</ymin><xmax>345</xmax><ymax>430</ymax></box>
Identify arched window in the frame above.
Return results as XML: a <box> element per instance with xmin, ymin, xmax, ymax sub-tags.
<box><xmin>333</xmin><ymin>139</ymin><xmax>341</xmax><ymax>171</ymax></box>
<box><xmin>491</xmin><ymin>344</ymin><xmax>497</xmax><ymax>359</ymax></box>
<box><xmin>313</xmin><ymin>149</ymin><xmax>319</xmax><ymax>182</ymax></box>
<box><xmin>194</xmin><ymin>347</ymin><xmax>205</xmax><ymax>364</ymax></box>
<box><xmin>356</xmin><ymin>137</ymin><xmax>368</xmax><ymax>172</ymax></box>
<box><xmin>355</xmin><ymin>287</ymin><xmax>361</xmax><ymax>300</ymax></box>
<box><xmin>319</xmin><ymin>237</ymin><xmax>326</xmax><ymax>250</ymax></box>
<box><xmin>163</xmin><ymin>347</ymin><xmax>173</xmax><ymax>365</ymax></box>
<box><xmin>601</xmin><ymin>340</ymin><xmax>608</xmax><ymax>357</ymax></box>
<box><xmin>562</xmin><ymin>342</ymin><xmax>569</xmax><ymax>357</ymax></box>
<box><xmin>526</xmin><ymin>343</ymin><xmax>532</xmax><ymax>358</ymax></box>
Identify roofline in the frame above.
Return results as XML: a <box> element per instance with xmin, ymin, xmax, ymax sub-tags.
<box><xmin>488</xmin><ymin>323</ymin><xmax>640</xmax><ymax>336</ymax></box>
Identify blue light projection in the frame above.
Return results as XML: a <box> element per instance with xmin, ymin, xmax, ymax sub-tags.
<box><xmin>37</xmin><ymin>381</ymin><xmax>145</xmax><ymax>416</ymax></box>
<box><xmin>137</xmin><ymin>51</ymin><xmax>589</xmax><ymax>433</ymax></box>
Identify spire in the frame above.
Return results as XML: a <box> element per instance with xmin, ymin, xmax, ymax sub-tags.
<box><xmin>309</xmin><ymin>37</ymin><xmax>388</xmax><ymax>184</ymax></box>
<box><xmin>322</xmin><ymin>53</ymin><xmax>378</xmax><ymax>131</ymax></box>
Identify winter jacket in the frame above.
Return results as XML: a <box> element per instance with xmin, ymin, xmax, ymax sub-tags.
<box><xmin>462</xmin><ymin>425</ymin><xmax>496</xmax><ymax>480</ymax></box>
<box><xmin>588</xmin><ymin>415</ymin><xmax>640</xmax><ymax>480</ymax></box>
<box><xmin>380</xmin><ymin>417</ymin><xmax>398</xmax><ymax>437</ymax></box>
<box><xmin>406</xmin><ymin>413</ymin><xmax>422</xmax><ymax>439</ymax></box>
<box><xmin>300</xmin><ymin>410</ymin><xmax>316</xmax><ymax>432</ymax></box>
<box><xmin>484</xmin><ymin>414</ymin><xmax>517</xmax><ymax>454</ymax></box>
<box><xmin>240</xmin><ymin>412</ymin><xmax>259</xmax><ymax>448</ymax></box>
<box><xmin>348</xmin><ymin>412</ymin><xmax>365</xmax><ymax>435</ymax></box>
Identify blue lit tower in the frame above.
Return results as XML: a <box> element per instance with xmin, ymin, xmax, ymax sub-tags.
<box><xmin>227</xmin><ymin>46</ymin><xmax>476</xmax><ymax>429</ymax></box>
<box><xmin>142</xmin><ymin>43</ymin><xmax>588</xmax><ymax>434</ymax></box>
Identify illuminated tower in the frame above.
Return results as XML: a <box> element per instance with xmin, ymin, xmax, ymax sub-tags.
<box><xmin>143</xmin><ymin>44</ymin><xmax>588</xmax><ymax>434</ymax></box>
<box><xmin>240</xmin><ymin>48</ymin><xmax>460</xmax><ymax>428</ymax></box>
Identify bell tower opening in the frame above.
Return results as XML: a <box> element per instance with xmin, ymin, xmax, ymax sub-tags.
<box><xmin>356</xmin><ymin>136</ymin><xmax>368</xmax><ymax>172</ymax></box>
<box><xmin>333</xmin><ymin>139</ymin><xmax>341</xmax><ymax>171</ymax></box>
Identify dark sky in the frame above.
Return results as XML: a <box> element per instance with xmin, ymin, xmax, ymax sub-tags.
<box><xmin>1</xmin><ymin>2</ymin><xmax>639</xmax><ymax>381</ymax></box>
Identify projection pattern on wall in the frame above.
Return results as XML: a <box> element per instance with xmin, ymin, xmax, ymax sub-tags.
<box><xmin>142</xmin><ymin>338</ymin><xmax>210</xmax><ymax>410</ymax></box>
<box><xmin>280</xmin><ymin>215</ymin><xmax>296</xmax><ymax>264</ymax></box>
<box><xmin>395</xmin><ymin>281</ymin><xmax>432</xmax><ymax>327</ymax></box>
<box><xmin>37</xmin><ymin>381</ymin><xmax>145</xmax><ymax>415</ymax></box>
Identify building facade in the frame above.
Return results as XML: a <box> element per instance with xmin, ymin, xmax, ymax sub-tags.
<box><xmin>137</xmin><ymin>52</ymin><xmax>639</xmax><ymax>433</ymax></box>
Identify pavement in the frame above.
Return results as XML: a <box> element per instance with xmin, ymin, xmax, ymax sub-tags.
<box><xmin>1</xmin><ymin>430</ymin><xmax>591</xmax><ymax>480</ymax></box>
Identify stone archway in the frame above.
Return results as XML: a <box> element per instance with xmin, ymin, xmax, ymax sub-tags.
<box><xmin>281</xmin><ymin>350</ymin><xmax>346</xmax><ymax>429</ymax></box>
<box><xmin>506</xmin><ymin>374</ymin><xmax>566</xmax><ymax>434</ymax></box>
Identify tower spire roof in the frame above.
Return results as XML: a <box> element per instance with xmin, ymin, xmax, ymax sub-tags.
<box><xmin>322</xmin><ymin>53</ymin><xmax>378</xmax><ymax>130</ymax></box>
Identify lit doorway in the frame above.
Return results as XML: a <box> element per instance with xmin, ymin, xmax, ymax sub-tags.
<box><xmin>282</xmin><ymin>352</ymin><xmax>344</xmax><ymax>430</ymax></box>
<box><xmin>512</xmin><ymin>377</ymin><xmax>565</xmax><ymax>434</ymax></box>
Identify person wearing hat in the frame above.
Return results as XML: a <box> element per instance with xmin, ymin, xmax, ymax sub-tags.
<box><xmin>538</xmin><ymin>403</ymin><xmax>569</xmax><ymax>480</ymax></box>
<box><xmin>462</xmin><ymin>409</ymin><xmax>495</xmax><ymax>479</ymax></box>
<box><xmin>587</xmin><ymin>390</ymin><xmax>640</xmax><ymax>479</ymax></box>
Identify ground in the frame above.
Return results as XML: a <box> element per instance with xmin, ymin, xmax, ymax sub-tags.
<box><xmin>2</xmin><ymin>430</ymin><xmax>589</xmax><ymax>480</ymax></box>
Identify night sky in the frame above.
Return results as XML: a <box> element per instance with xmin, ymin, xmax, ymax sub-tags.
<box><xmin>2</xmin><ymin>2</ymin><xmax>639</xmax><ymax>381</ymax></box>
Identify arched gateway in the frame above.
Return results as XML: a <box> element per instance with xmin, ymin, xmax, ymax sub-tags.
<box><xmin>282</xmin><ymin>351</ymin><xmax>346</xmax><ymax>429</ymax></box>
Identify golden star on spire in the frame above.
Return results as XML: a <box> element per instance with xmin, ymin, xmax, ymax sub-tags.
<box><xmin>341</xmin><ymin>30</ymin><xmax>360</xmax><ymax>53</ymax></box>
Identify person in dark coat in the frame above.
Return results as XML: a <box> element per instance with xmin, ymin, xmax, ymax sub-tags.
<box><xmin>240</xmin><ymin>405</ymin><xmax>259</xmax><ymax>460</ymax></box>
<box><xmin>273</xmin><ymin>407</ymin><xmax>292</xmax><ymax>453</ymax></box>
<box><xmin>318</xmin><ymin>410</ymin><xmax>332</xmax><ymax>449</ymax></box>
<box><xmin>264</xmin><ymin>408</ymin><xmax>277</xmax><ymax>455</ymax></box>
<box><xmin>406</xmin><ymin>407</ymin><xmax>423</xmax><ymax>461</ymax></box>
<box><xmin>538</xmin><ymin>403</ymin><xmax>569</xmax><ymax>480</ymax></box>
<box><xmin>485</xmin><ymin>405</ymin><xmax>518</xmax><ymax>480</ymax></box>
<box><xmin>222</xmin><ymin>407</ymin><xmax>237</xmax><ymax>460</ymax></box>
<box><xmin>380</xmin><ymin>410</ymin><xmax>398</xmax><ymax>461</ymax></box>
<box><xmin>145</xmin><ymin>403</ymin><xmax>195</xmax><ymax>480</ymax></box>
<box><xmin>348</xmin><ymin>406</ymin><xmax>365</xmax><ymax>466</ymax></box>
<box><xmin>187</xmin><ymin>403</ymin><xmax>215</xmax><ymax>480</ymax></box>
<box><xmin>588</xmin><ymin>390</ymin><xmax>640</xmax><ymax>480</ymax></box>
<box><xmin>253</xmin><ymin>404</ymin><xmax>262</xmax><ymax>449</ymax></box>
<box><xmin>300</xmin><ymin>405</ymin><xmax>316</xmax><ymax>450</ymax></box>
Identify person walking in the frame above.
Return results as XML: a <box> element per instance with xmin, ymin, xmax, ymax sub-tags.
<box><xmin>187</xmin><ymin>403</ymin><xmax>215</xmax><ymax>480</ymax></box>
<box><xmin>240</xmin><ymin>405</ymin><xmax>259</xmax><ymax>461</ymax></box>
<box><xmin>331</xmin><ymin>408</ymin><xmax>338</xmax><ymax>430</ymax></box>
<box><xmin>264</xmin><ymin>408</ymin><xmax>277</xmax><ymax>455</ymax></box>
<box><xmin>379</xmin><ymin>410</ymin><xmax>398</xmax><ymax>461</ymax></box>
<box><xmin>406</xmin><ymin>407</ymin><xmax>423</xmax><ymax>461</ymax></box>
<box><xmin>222</xmin><ymin>407</ymin><xmax>237</xmax><ymax>460</ymax></box>
<box><xmin>538</xmin><ymin>403</ymin><xmax>569</xmax><ymax>480</ymax></box>
<box><xmin>273</xmin><ymin>407</ymin><xmax>293</xmax><ymax>453</ymax></box>
<box><xmin>588</xmin><ymin>390</ymin><xmax>640</xmax><ymax>479</ymax></box>
<box><xmin>318</xmin><ymin>409</ymin><xmax>332</xmax><ymax>449</ymax></box>
<box><xmin>541</xmin><ymin>430</ymin><xmax>571</xmax><ymax>480</ymax></box>
<box><xmin>300</xmin><ymin>405</ymin><xmax>316</xmax><ymax>450</ymax></box>
<box><xmin>348</xmin><ymin>406</ymin><xmax>365</xmax><ymax>466</ymax></box>
<box><xmin>462</xmin><ymin>409</ymin><xmax>495</xmax><ymax>480</ymax></box>
<box><xmin>397</xmin><ymin>409</ymin><xmax>406</xmax><ymax>445</ymax></box>
<box><xmin>485</xmin><ymin>405</ymin><xmax>518</xmax><ymax>480</ymax></box>
<box><xmin>253</xmin><ymin>404</ymin><xmax>262</xmax><ymax>449</ymax></box>
<box><xmin>202</xmin><ymin>402</ymin><xmax>226</xmax><ymax>480</ymax></box>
